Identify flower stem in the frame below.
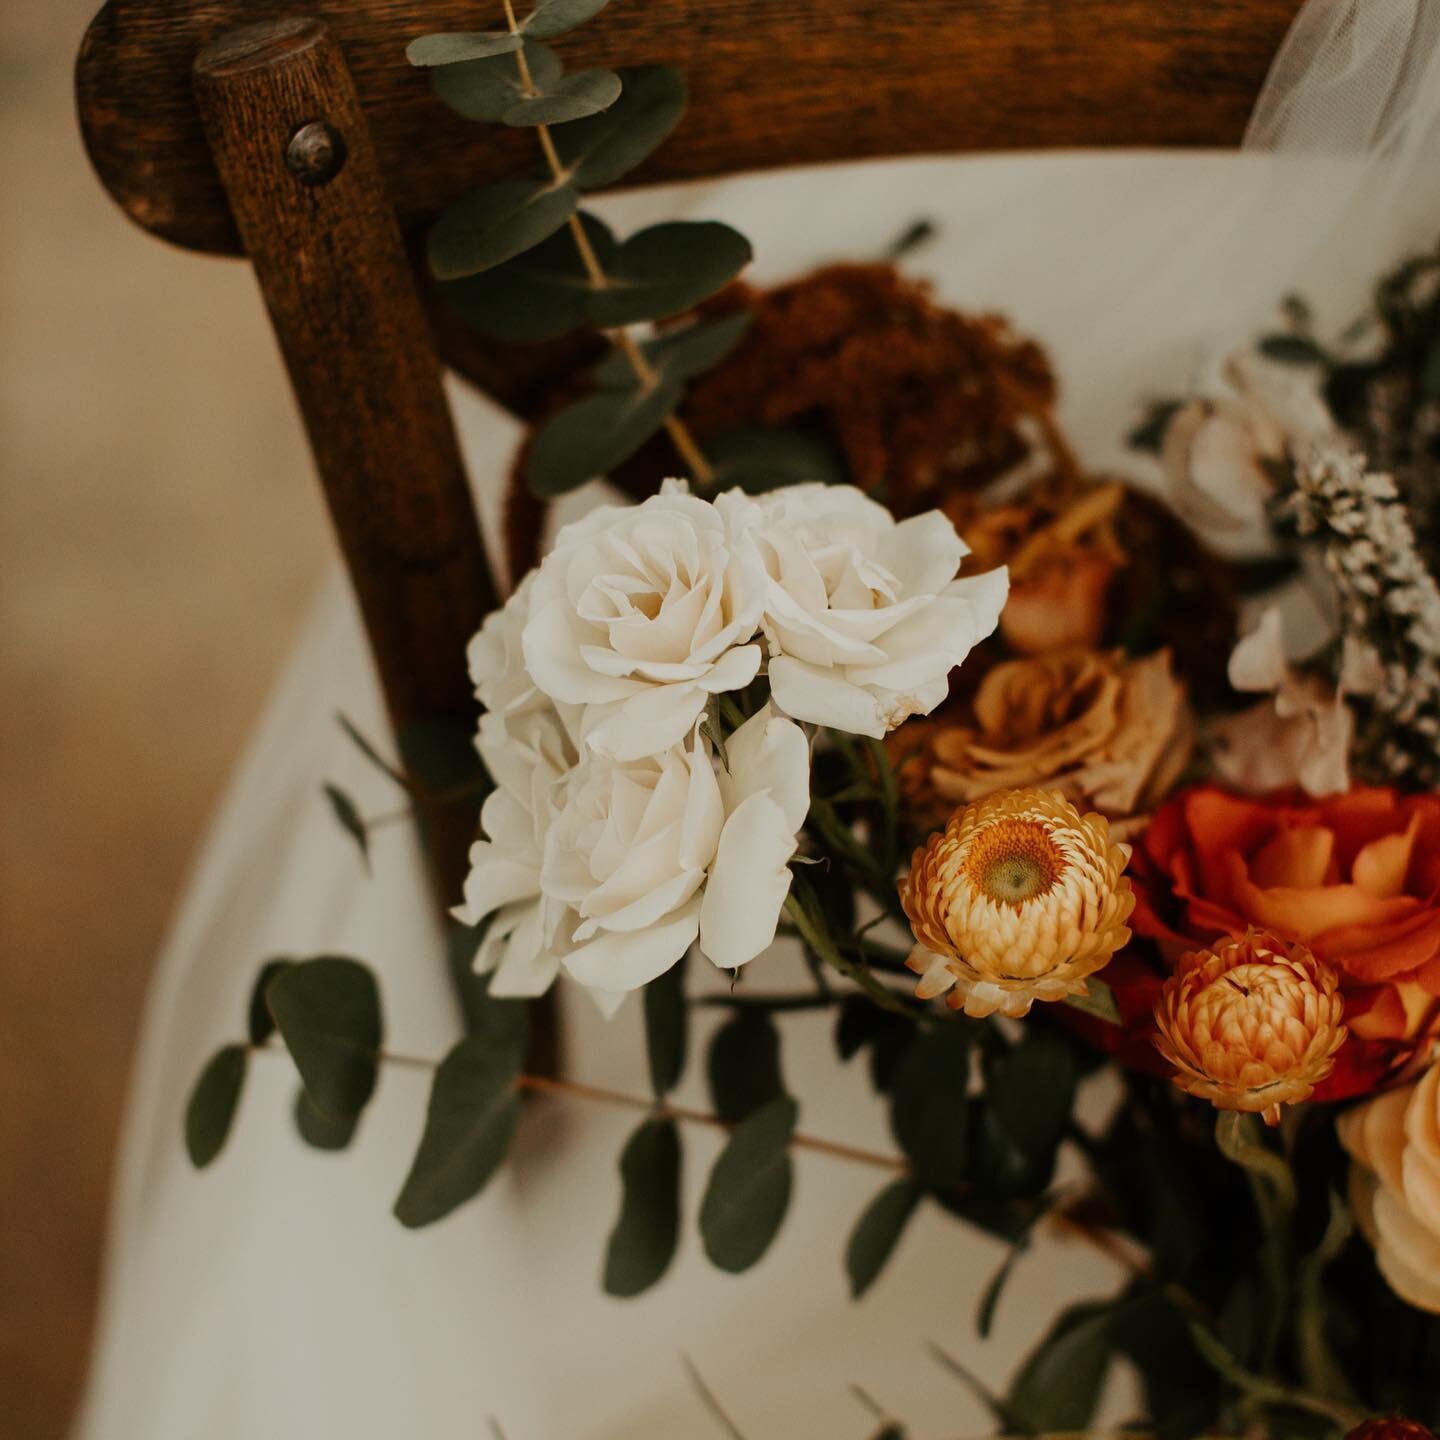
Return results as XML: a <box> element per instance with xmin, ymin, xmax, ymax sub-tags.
<box><xmin>499</xmin><ymin>0</ymin><xmax>714</xmax><ymax>487</ymax></box>
<box><xmin>783</xmin><ymin>890</ymin><xmax>918</xmax><ymax>1020</ymax></box>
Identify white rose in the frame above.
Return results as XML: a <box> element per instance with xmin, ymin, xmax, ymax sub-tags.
<box><xmin>521</xmin><ymin>486</ymin><xmax>766</xmax><ymax>761</ymax></box>
<box><xmin>721</xmin><ymin>484</ymin><xmax>1007</xmax><ymax>737</ymax></box>
<box><xmin>540</xmin><ymin>705</ymin><xmax>810</xmax><ymax>1000</ymax></box>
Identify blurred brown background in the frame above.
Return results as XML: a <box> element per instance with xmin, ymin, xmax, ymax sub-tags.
<box><xmin>1</xmin><ymin>3</ymin><xmax>330</xmax><ymax>1433</ymax></box>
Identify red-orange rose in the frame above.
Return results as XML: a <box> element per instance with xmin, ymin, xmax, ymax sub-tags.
<box><xmin>1128</xmin><ymin>785</ymin><xmax>1440</xmax><ymax>1099</ymax></box>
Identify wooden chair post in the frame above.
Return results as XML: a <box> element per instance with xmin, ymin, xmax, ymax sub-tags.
<box><xmin>191</xmin><ymin>16</ymin><xmax>492</xmax><ymax>909</ymax></box>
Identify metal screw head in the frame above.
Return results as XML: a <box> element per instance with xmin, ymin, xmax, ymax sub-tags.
<box><xmin>285</xmin><ymin>121</ymin><xmax>347</xmax><ymax>186</ymax></box>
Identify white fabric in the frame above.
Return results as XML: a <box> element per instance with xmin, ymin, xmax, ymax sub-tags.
<box><xmin>75</xmin><ymin>4</ymin><xmax>1440</xmax><ymax>1435</ymax></box>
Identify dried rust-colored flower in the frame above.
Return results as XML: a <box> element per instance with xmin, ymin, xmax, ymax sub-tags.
<box><xmin>1153</xmin><ymin>930</ymin><xmax>1347</xmax><ymax>1126</ymax></box>
<box><xmin>900</xmin><ymin>788</ymin><xmax>1134</xmax><ymax>1019</ymax></box>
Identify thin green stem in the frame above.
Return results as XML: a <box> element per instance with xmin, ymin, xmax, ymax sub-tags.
<box><xmin>783</xmin><ymin>891</ymin><xmax>918</xmax><ymax>1021</ymax></box>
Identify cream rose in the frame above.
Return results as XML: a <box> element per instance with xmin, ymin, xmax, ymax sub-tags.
<box><xmin>541</xmin><ymin>705</ymin><xmax>809</xmax><ymax>1001</ymax></box>
<box><xmin>1339</xmin><ymin>1063</ymin><xmax>1440</xmax><ymax>1314</ymax></box>
<box><xmin>723</xmin><ymin>484</ymin><xmax>1007</xmax><ymax>737</ymax></box>
<box><xmin>521</xmin><ymin>487</ymin><xmax>766</xmax><ymax>761</ymax></box>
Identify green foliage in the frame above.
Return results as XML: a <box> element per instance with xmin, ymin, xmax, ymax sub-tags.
<box><xmin>553</xmin><ymin>65</ymin><xmax>686</xmax><ymax>189</ymax></box>
<box><xmin>502</xmin><ymin>67</ymin><xmax>621</xmax><ymax>128</ymax></box>
<box><xmin>322</xmin><ymin>783</ymin><xmax>369</xmax><ymax>867</ymax></box>
<box><xmin>1127</xmin><ymin>397</ymin><xmax>1183</xmax><ymax>455</ymax></box>
<box><xmin>888</xmin><ymin>1028</ymin><xmax>969</xmax><ymax>1190</ymax></box>
<box><xmin>525</xmin><ymin>0</ymin><xmax>613</xmax><ymax>38</ymax></box>
<box><xmin>603</xmin><ymin>1117</ymin><xmax>682</xmax><ymax>1296</ymax></box>
<box><xmin>707</xmin><ymin>1008</ymin><xmax>783</xmax><ymax>1123</ymax></box>
<box><xmin>407</xmin><ymin>31</ymin><xmax>521</xmax><ymax>66</ymax></box>
<box><xmin>699</xmin><ymin>1094</ymin><xmax>798</xmax><ymax>1272</ymax></box>
<box><xmin>397</xmin><ymin>717</ymin><xmax>487</xmax><ymax>796</ymax></box>
<box><xmin>984</xmin><ymin>1026</ymin><xmax>1077</xmax><ymax>1165</ymax></box>
<box><xmin>394</xmin><ymin>1029</ymin><xmax>527</xmax><ymax>1228</ymax></box>
<box><xmin>294</xmin><ymin>1089</ymin><xmax>360</xmax><ymax>1151</ymax></box>
<box><xmin>705</xmin><ymin>425</ymin><xmax>848</xmax><ymax>492</ymax></box>
<box><xmin>335</xmin><ymin>712</ymin><xmax>408</xmax><ymax>789</ymax></box>
<box><xmin>845</xmin><ymin>1176</ymin><xmax>921</xmax><ymax>1299</ymax></box>
<box><xmin>643</xmin><ymin>954</ymin><xmax>688</xmax><ymax>1098</ymax></box>
<box><xmin>585</xmin><ymin>221</ymin><xmax>753</xmax><ymax>328</ymax></box>
<box><xmin>593</xmin><ymin>312</ymin><xmax>752</xmax><ymax>390</ymax></box>
<box><xmin>526</xmin><ymin>375</ymin><xmax>683</xmax><ymax>495</ymax></box>
<box><xmin>267</xmin><ymin>958</ymin><xmax>383</xmax><ymax>1121</ymax></box>
<box><xmin>1060</xmin><ymin>975</ymin><xmax>1121</xmax><ymax>1025</ymax></box>
<box><xmin>430</xmin><ymin>41</ymin><xmax>618</xmax><ymax>128</ymax></box>
<box><xmin>247</xmin><ymin>958</ymin><xmax>292</xmax><ymax>1045</ymax></box>
<box><xmin>1005</xmin><ymin>1299</ymin><xmax>1123</xmax><ymax>1432</ymax></box>
<box><xmin>429</xmin><ymin>177</ymin><xmax>579</xmax><ymax>281</ymax></box>
<box><xmin>184</xmin><ymin>1044</ymin><xmax>247</xmax><ymax>1168</ymax></box>
<box><xmin>1258</xmin><ymin>333</ymin><xmax>1328</xmax><ymax>365</ymax></box>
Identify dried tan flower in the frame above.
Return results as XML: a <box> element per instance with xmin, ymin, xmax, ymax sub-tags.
<box><xmin>892</xmin><ymin>647</ymin><xmax>1192</xmax><ymax>835</ymax></box>
<box><xmin>900</xmin><ymin>788</ymin><xmax>1134</xmax><ymax>1019</ymax></box>
<box><xmin>1153</xmin><ymin>930</ymin><xmax>1347</xmax><ymax>1126</ymax></box>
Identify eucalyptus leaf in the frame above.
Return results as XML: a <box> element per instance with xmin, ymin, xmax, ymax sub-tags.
<box><xmin>247</xmin><ymin>958</ymin><xmax>292</xmax><ymax>1046</ymax></box>
<box><xmin>985</xmin><ymin>1027</ymin><xmax>1077</xmax><ymax>1163</ymax></box>
<box><xmin>707</xmin><ymin>1008</ymin><xmax>782</xmax><ymax>1123</ymax></box>
<box><xmin>398</xmin><ymin>717</ymin><xmax>486</xmax><ymax>795</ymax></box>
<box><xmin>429</xmin><ymin>176</ymin><xmax>578</xmax><ymax>281</ymax></box>
<box><xmin>393</xmin><ymin>1031</ymin><xmax>525</xmax><ymax>1227</ymax></box>
<box><xmin>1258</xmin><ymin>333</ymin><xmax>1327</xmax><ymax>365</ymax></box>
<box><xmin>1005</xmin><ymin>1301</ymin><xmax>1120</xmax><ymax>1431</ymax></box>
<box><xmin>586</xmin><ymin>222</ymin><xmax>753</xmax><ymax>327</ymax></box>
<box><xmin>602</xmin><ymin>1117</ymin><xmax>682</xmax><ymax>1296</ymax></box>
<box><xmin>594</xmin><ymin>312</ymin><xmax>752</xmax><ymax>390</ymax></box>
<box><xmin>643</xmin><ymin>954</ymin><xmax>688</xmax><ymax>1098</ymax></box>
<box><xmin>293</xmin><ymin>1088</ymin><xmax>360</xmax><ymax>1151</ymax></box>
<box><xmin>525</xmin><ymin>375</ymin><xmax>681</xmax><ymax>495</ymax></box>
<box><xmin>975</xmin><ymin>1238</ymin><xmax>1027</xmax><ymax>1338</ymax></box>
<box><xmin>430</xmin><ymin>41</ymin><xmax>561</xmax><ymax>123</ymax></box>
<box><xmin>889</xmin><ymin>1028</ymin><xmax>969</xmax><ymax>1190</ymax></box>
<box><xmin>336</xmin><ymin>712</ymin><xmax>408</xmax><ymax>789</ymax></box>
<box><xmin>184</xmin><ymin>1044</ymin><xmax>247</xmax><ymax>1168</ymax></box>
<box><xmin>322</xmin><ymin>782</ymin><xmax>368</xmax><ymax>868</ymax></box>
<box><xmin>267</xmin><ymin>957</ymin><xmax>383</xmax><ymax>1119</ymax></box>
<box><xmin>706</xmin><ymin>424</ymin><xmax>847</xmax><ymax>492</ymax></box>
<box><xmin>406</xmin><ymin>31</ymin><xmax>521</xmax><ymax>66</ymax></box>
<box><xmin>1061</xmin><ymin>975</ymin><xmax>1121</xmax><ymax>1025</ymax></box>
<box><xmin>440</xmin><ymin>213</ymin><xmax>615</xmax><ymax>343</ymax></box>
<box><xmin>554</xmin><ymin>65</ymin><xmax>686</xmax><ymax>189</ymax></box>
<box><xmin>502</xmin><ymin>68</ymin><xmax>621</xmax><ymax>128</ymax></box>
<box><xmin>846</xmin><ymin>1176</ymin><xmax>921</xmax><ymax>1299</ymax></box>
<box><xmin>699</xmin><ymin>1094</ymin><xmax>798</xmax><ymax>1272</ymax></box>
<box><xmin>525</xmin><ymin>0</ymin><xmax>612</xmax><ymax>38</ymax></box>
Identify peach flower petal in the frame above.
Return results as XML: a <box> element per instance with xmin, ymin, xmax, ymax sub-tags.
<box><xmin>1354</xmin><ymin>815</ymin><xmax>1421</xmax><ymax>900</ymax></box>
<box><xmin>1251</xmin><ymin>825</ymin><xmax>1335</xmax><ymax>889</ymax></box>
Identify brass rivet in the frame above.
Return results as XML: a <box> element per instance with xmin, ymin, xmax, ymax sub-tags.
<box><xmin>285</xmin><ymin>121</ymin><xmax>347</xmax><ymax>186</ymax></box>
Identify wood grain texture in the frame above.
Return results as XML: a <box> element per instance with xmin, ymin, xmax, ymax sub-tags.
<box><xmin>192</xmin><ymin>16</ymin><xmax>492</xmax><ymax>909</ymax></box>
<box><xmin>81</xmin><ymin>0</ymin><xmax>1304</xmax><ymax>257</ymax></box>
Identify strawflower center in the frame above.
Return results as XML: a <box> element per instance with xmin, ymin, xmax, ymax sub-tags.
<box><xmin>965</xmin><ymin>819</ymin><xmax>1066</xmax><ymax>905</ymax></box>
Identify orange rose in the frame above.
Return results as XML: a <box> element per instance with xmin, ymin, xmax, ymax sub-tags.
<box><xmin>1129</xmin><ymin>786</ymin><xmax>1440</xmax><ymax>1098</ymax></box>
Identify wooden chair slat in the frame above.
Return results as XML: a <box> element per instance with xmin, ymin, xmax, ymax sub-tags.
<box><xmin>80</xmin><ymin>0</ymin><xmax>1304</xmax><ymax>257</ymax></box>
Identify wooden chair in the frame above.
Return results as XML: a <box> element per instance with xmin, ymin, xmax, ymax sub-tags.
<box><xmin>74</xmin><ymin>0</ymin><xmax>1305</xmax><ymax>920</ymax></box>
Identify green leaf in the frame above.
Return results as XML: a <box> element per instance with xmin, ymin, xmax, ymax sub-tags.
<box><xmin>407</xmin><ymin>31</ymin><xmax>520</xmax><ymax>66</ymax></box>
<box><xmin>440</xmin><ymin>213</ymin><xmax>615</xmax><ymax>343</ymax></box>
<box><xmin>889</xmin><ymin>1029</ymin><xmax>969</xmax><ymax>1190</ymax></box>
<box><xmin>430</xmin><ymin>41</ymin><xmax>560</xmax><ymax>123</ymax></box>
<box><xmin>1005</xmin><ymin>1301</ymin><xmax>1120</xmax><ymax>1431</ymax></box>
<box><xmin>293</xmin><ymin>1088</ymin><xmax>360</xmax><ymax>1151</ymax></box>
<box><xmin>526</xmin><ymin>374</ymin><xmax>682</xmax><ymax>495</ymax></box>
<box><xmin>322</xmin><ymin>782</ymin><xmax>369</xmax><ymax>868</ymax></box>
<box><xmin>699</xmin><ymin>1094</ymin><xmax>797</xmax><ymax>1272</ymax></box>
<box><xmin>707</xmin><ymin>1008</ymin><xmax>783</xmax><ymax>1123</ymax></box>
<box><xmin>602</xmin><ymin>1117</ymin><xmax>682</xmax><ymax>1296</ymax></box>
<box><xmin>335</xmin><ymin>712</ymin><xmax>408</xmax><ymax>789</ymax></box>
<box><xmin>184</xmin><ymin>1044</ymin><xmax>247</xmax><ymax>1168</ymax></box>
<box><xmin>1061</xmin><ymin>975</ymin><xmax>1121</xmax><ymax>1025</ymax></box>
<box><xmin>643</xmin><ymin>954</ymin><xmax>688</xmax><ymax>1098</ymax></box>
<box><xmin>985</xmin><ymin>1027</ymin><xmax>1077</xmax><ymax>1163</ymax></box>
<box><xmin>247</xmin><ymin>958</ymin><xmax>292</xmax><ymax>1045</ymax></box>
<box><xmin>267</xmin><ymin>957</ymin><xmax>383</xmax><ymax>1119</ymax></box>
<box><xmin>525</xmin><ymin>0</ymin><xmax>612</xmax><ymax>38</ymax></box>
<box><xmin>503</xmin><ymin>68</ymin><xmax>621</xmax><ymax>128</ymax></box>
<box><xmin>846</xmin><ymin>1177</ymin><xmax>921</xmax><ymax>1299</ymax></box>
<box><xmin>397</xmin><ymin>717</ymin><xmax>485</xmax><ymax>795</ymax></box>
<box><xmin>1258</xmin><ymin>333</ymin><xmax>1327</xmax><ymax>365</ymax></box>
<box><xmin>393</xmin><ymin>1031</ymin><xmax>525</xmax><ymax>1227</ymax></box>
<box><xmin>975</xmin><ymin>1241</ymin><xmax>1025</xmax><ymax>1338</ymax></box>
<box><xmin>554</xmin><ymin>64</ymin><xmax>686</xmax><ymax>189</ymax></box>
<box><xmin>594</xmin><ymin>312</ymin><xmax>752</xmax><ymax>390</ymax></box>
<box><xmin>586</xmin><ymin>222</ymin><xmax>753</xmax><ymax>327</ymax></box>
<box><xmin>705</xmin><ymin>424</ymin><xmax>848</xmax><ymax>492</ymax></box>
<box><xmin>429</xmin><ymin>176</ymin><xmax>578</xmax><ymax>281</ymax></box>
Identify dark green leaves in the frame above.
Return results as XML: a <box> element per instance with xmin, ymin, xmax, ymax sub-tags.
<box><xmin>593</xmin><ymin>312</ymin><xmax>752</xmax><ymax>389</ymax></box>
<box><xmin>1258</xmin><ymin>333</ymin><xmax>1327</xmax><ymax>365</ymax></box>
<box><xmin>707</xmin><ymin>1008</ymin><xmax>783</xmax><ymax>1123</ymax></box>
<box><xmin>407</xmin><ymin>31</ymin><xmax>521</xmax><ymax>66</ymax></box>
<box><xmin>322</xmin><ymin>783</ymin><xmax>368</xmax><ymax>867</ymax></box>
<box><xmin>393</xmin><ymin>1029</ymin><xmax>526</xmax><ymax>1227</ymax></box>
<box><xmin>643</xmin><ymin>955</ymin><xmax>688</xmax><ymax>1098</ymax></box>
<box><xmin>553</xmin><ymin>65</ymin><xmax>686</xmax><ymax>189</ymax></box>
<box><xmin>889</xmin><ymin>1028</ymin><xmax>969</xmax><ymax>1190</ymax></box>
<box><xmin>603</xmin><ymin>1117</ymin><xmax>682</xmax><ymax>1296</ymax></box>
<box><xmin>1062</xmin><ymin>976</ymin><xmax>1121</xmax><ymax>1026</ymax></box>
<box><xmin>430</xmin><ymin>41</ymin><xmax>619</xmax><ymax>127</ymax></box>
<box><xmin>294</xmin><ymin>1089</ymin><xmax>360</xmax><ymax>1151</ymax></box>
<box><xmin>504</xmin><ymin>67</ymin><xmax>621</xmax><ymax>127</ymax></box>
<box><xmin>700</xmin><ymin>1094</ymin><xmax>798</xmax><ymax>1272</ymax></box>
<box><xmin>526</xmin><ymin>374</ymin><xmax>682</xmax><ymax>495</ymax></box>
<box><xmin>985</xmin><ymin>1027</ymin><xmax>1077</xmax><ymax>1166</ymax></box>
<box><xmin>705</xmin><ymin>425</ymin><xmax>847</xmax><ymax>492</ymax></box>
<box><xmin>247</xmin><ymin>958</ymin><xmax>291</xmax><ymax>1045</ymax></box>
<box><xmin>586</xmin><ymin>222</ymin><xmax>753</xmax><ymax>328</ymax></box>
<box><xmin>184</xmin><ymin>1045</ymin><xmax>247</xmax><ymax>1168</ymax></box>
<box><xmin>846</xmin><ymin>1176</ymin><xmax>921</xmax><ymax>1299</ymax></box>
<box><xmin>429</xmin><ymin>177</ymin><xmax>578</xmax><ymax>281</ymax></box>
<box><xmin>525</xmin><ymin>0</ymin><xmax>612</xmax><ymax>37</ymax></box>
<box><xmin>1005</xmin><ymin>1301</ymin><xmax>1121</xmax><ymax>1432</ymax></box>
<box><xmin>268</xmin><ymin>958</ymin><xmax>383</xmax><ymax>1120</ymax></box>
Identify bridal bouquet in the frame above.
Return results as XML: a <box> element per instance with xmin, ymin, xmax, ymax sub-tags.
<box><xmin>182</xmin><ymin>3</ymin><xmax>1440</xmax><ymax>1435</ymax></box>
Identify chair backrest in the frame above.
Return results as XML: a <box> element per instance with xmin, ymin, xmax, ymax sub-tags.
<box><xmin>74</xmin><ymin>0</ymin><xmax>1303</xmax><ymax>906</ymax></box>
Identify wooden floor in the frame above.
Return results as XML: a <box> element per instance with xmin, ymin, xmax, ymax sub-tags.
<box><xmin>0</xmin><ymin>5</ymin><xmax>328</xmax><ymax>1433</ymax></box>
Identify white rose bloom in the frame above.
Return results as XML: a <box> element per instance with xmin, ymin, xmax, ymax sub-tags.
<box><xmin>541</xmin><ymin>705</ymin><xmax>810</xmax><ymax>999</ymax></box>
<box><xmin>521</xmin><ymin>487</ymin><xmax>767</xmax><ymax>761</ymax></box>
<box><xmin>721</xmin><ymin>484</ymin><xmax>1007</xmax><ymax>737</ymax></box>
